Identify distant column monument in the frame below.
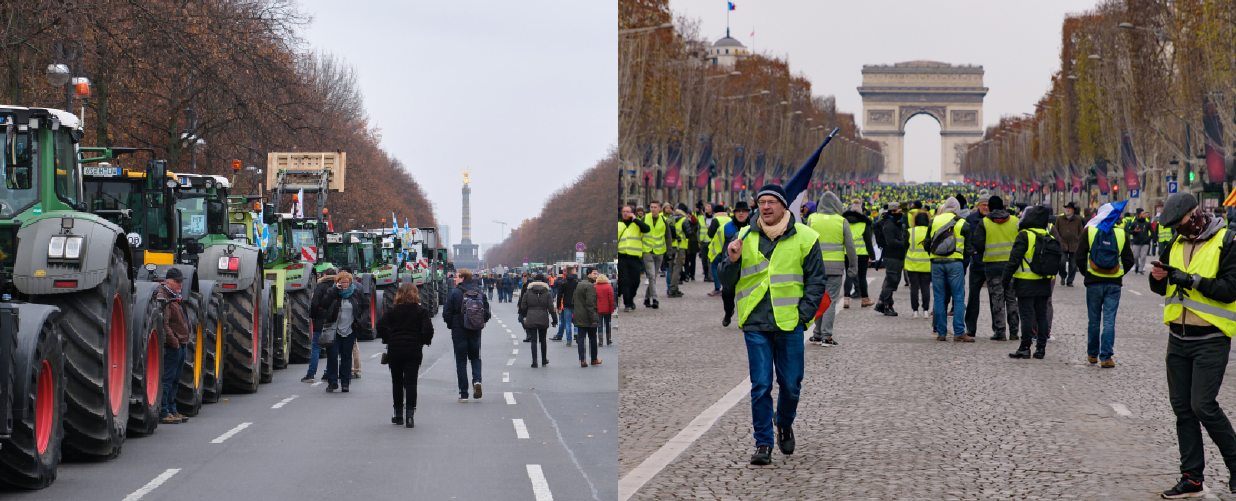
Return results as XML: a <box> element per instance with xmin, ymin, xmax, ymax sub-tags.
<box><xmin>453</xmin><ymin>169</ymin><xmax>481</xmax><ymax>270</ymax></box>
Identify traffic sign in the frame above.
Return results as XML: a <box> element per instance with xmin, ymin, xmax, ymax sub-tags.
<box><xmin>576</xmin><ymin>242</ymin><xmax>586</xmax><ymax>252</ymax></box>
<box><xmin>1072</xmin><ymin>187</ymin><xmax>1079</xmax><ymax>194</ymax></box>
<box><xmin>1130</xmin><ymin>189</ymin><xmax>1140</xmax><ymax>199</ymax></box>
<box><xmin>575</xmin><ymin>252</ymin><xmax>585</xmax><ymax>264</ymax></box>
<box><xmin>1169</xmin><ymin>182</ymin><xmax>1178</xmax><ymax>194</ymax></box>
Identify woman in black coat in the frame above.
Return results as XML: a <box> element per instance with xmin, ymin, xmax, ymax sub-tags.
<box><xmin>377</xmin><ymin>283</ymin><xmax>434</xmax><ymax>428</ymax></box>
<box><xmin>518</xmin><ymin>274</ymin><xmax>557</xmax><ymax>368</ymax></box>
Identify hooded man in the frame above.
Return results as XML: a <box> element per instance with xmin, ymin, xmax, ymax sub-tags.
<box><xmin>971</xmin><ymin>196</ymin><xmax>1020</xmax><ymax>341</ymax></box>
<box><xmin>809</xmin><ymin>191</ymin><xmax>857</xmax><ymax>345</ymax></box>
<box><xmin>929</xmin><ymin>197</ymin><xmax>971</xmax><ymax>341</ymax></box>
<box><xmin>1128</xmin><ymin>208</ymin><xmax>1153</xmax><ymax>274</ymax></box>
<box><xmin>874</xmin><ymin>201</ymin><xmax>908</xmax><ymax>316</ymax></box>
<box><xmin>1150</xmin><ymin>193</ymin><xmax>1236</xmax><ymax>499</ymax></box>
<box><xmin>1005</xmin><ymin>206</ymin><xmax>1054</xmax><ymax>359</ymax></box>
<box><xmin>842</xmin><ymin>198</ymin><xmax>875</xmax><ymax>309</ymax></box>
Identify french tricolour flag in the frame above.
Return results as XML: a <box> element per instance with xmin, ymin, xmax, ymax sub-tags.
<box><xmin>1085</xmin><ymin>200</ymin><xmax>1128</xmax><ymax>233</ymax></box>
<box><xmin>783</xmin><ymin>128</ymin><xmax>839</xmax><ymax>219</ymax></box>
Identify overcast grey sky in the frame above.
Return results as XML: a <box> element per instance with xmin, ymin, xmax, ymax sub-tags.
<box><xmin>669</xmin><ymin>0</ymin><xmax>1098</xmax><ymax>182</ymax></box>
<box><xmin>296</xmin><ymin>0</ymin><xmax>616</xmax><ymax>247</ymax></box>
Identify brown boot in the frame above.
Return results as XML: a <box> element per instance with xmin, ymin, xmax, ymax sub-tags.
<box><xmin>861</xmin><ymin>298</ymin><xmax>874</xmax><ymax>308</ymax></box>
<box><xmin>843</xmin><ymin>297</ymin><xmax>851</xmax><ymax>309</ymax></box>
<box><xmin>591</xmin><ymin>359</ymin><xmax>602</xmax><ymax>365</ymax></box>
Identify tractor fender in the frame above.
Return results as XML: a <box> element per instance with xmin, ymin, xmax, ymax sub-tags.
<box><xmin>136</xmin><ymin>264</ymin><xmax>200</xmax><ymax>292</ymax></box>
<box><xmin>12</xmin><ymin>216</ymin><xmax>124</xmax><ymax>295</ymax></box>
<box><xmin>5</xmin><ymin>303</ymin><xmax>61</xmax><ymax>426</ymax></box>
<box><xmin>195</xmin><ymin>243</ymin><xmax>260</xmax><ymax>293</ymax></box>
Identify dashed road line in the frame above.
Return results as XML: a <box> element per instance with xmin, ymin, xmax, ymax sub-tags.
<box><xmin>370</xmin><ymin>352</ymin><xmax>381</xmax><ymax>358</ymax></box>
<box><xmin>503</xmin><ymin>372</ymin><xmax>510</xmax><ymax>383</ymax></box>
<box><xmin>505</xmin><ymin>392</ymin><xmax>517</xmax><ymax>405</ymax></box>
<box><xmin>512</xmin><ymin>418</ymin><xmax>530</xmax><ymax>439</ymax></box>
<box><xmin>526</xmin><ymin>464</ymin><xmax>553</xmax><ymax>501</ymax></box>
<box><xmin>312</xmin><ymin>381</ymin><xmax>323</xmax><ymax>387</ymax></box>
<box><xmin>507</xmin><ymin>358</ymin><xmax>516</xmax><ymax>366</ymax></box>
<box><xmin>271</xmin><ymin>395</ymin><xmax>299</xmax><ymax>409</ymax></box>
<box><xmin>125</xmin><ymin>468</ymin><xmax>181</xmax><ymax>501</ymax></box>
<box><xmin>506</xmin><ymin>328</ymin><xmax>513</xmax><ymax>333</ymax></box>
<box><xmin>513</xmin><ymin>349</ymin><xmax>519</xmax><ymax>355</ymax></box>
<box><xmin>534</xmin><ymin>392</ymin><xmax>601</xmax><ymax>501</ymax></box>
<box><xmin>1128</xmin><ymin>289</ymin><xmax>1143</xmax><ymax>296</ymax></box>
<box><xmin>210</xmin><ymin>422</ymin><xmax>253</xmax><ymax>444</ymax></box>
<box><xmin>1111</xmin><ymin>403</ymin><xmax>1132</xmax><ymax>416</ymax></box>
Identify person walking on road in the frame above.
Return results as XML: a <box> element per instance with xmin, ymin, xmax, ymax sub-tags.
<box><xmin>553</xmin><ymin>267</ymin><xmax>580</xmax><ymax>345</ymax></box>
<box><xmin>1006</xmin><ymin>206</ymin><xmax>1056</xmax><ymax>359</ymax></box>
<box><xmin>962</xmin><ymin>194</ymin><xmax>989</xmax><ymax>337</ymax></box>
<box><xmin>518</xmin><ymin>274</ymin><xmax>556</xmax><ymax>368</ymax></box>
<box><xmin>159</xmin><ymin>267</ymin><xmax>190</xmax><ymax>424</ymax></box>
<box><xmin>843</xmin><ymin>198</ymin><xmax>875</xmax><ymax>309</ymax></box>
<box><xmin>971</xmin><ymin>196</ymin><xmax>1020</xmax><ymax>341</ymax></box>
<box><xmin>376</xmin><ymin>283</ymin><xmax>434</xmax><ymax>428</ymax></box>
<box><xmin>318</xmin><ymin>271</ymin><xmax>369</xmax><ymax>393</ymax></box>
<box><xmin>1128</xmin><ymin>209</ymin><xmax>1153</xmax><ymax>274</ymax></box>
<box><xmin>719</xmin><ymin>184</ymin><xmax>827</xmax><ymax>466</ymax></box>
<box><xmin>808</xmin><ymin>192</ymin><xmax>857</xmax><ymax>345</ymax></box>
<box><xmin>302</xmin><ymin>267</ymin><xmax>338</xmax><ymax>383</ymax></box>
<box><xmin>1055</xmin><ymin>202</ymin><xmax>1085</xmax><ymax>286</ymax></box>
<box><xmin>720</xmin><ymin>202</ymin><xmax>752</xmax><ymax>327</ymax></box>
<box><xmin>1075</xmin><ymin>204</ymin><xmax>1134</xmax><ymax>368</ymax></box>
<box><xmin>573</xmin><ymin>268</ymin><xmax>601</xmax><ymax>367</ymax></box>
<box><xmin>706</xmin><ymin>204</ymin><xmax>732</xmax><ymax>296</ymax></box>
<box><xmin>443</xmin><ymin>269</ymin><xmax>490</xmax><ymax>402</ymax></box>
<box><xmin>485</xmin><ymin>273</ymin><xmax>495</xmax><ymax>300</ymax></box>
<box><xmin>874</xmin><ymin>202</ymin><xmax>908</xmax><ymax>317</ymax></box>
<box><xmin>666</xmin><ymin>203</ymin><xmax>691</xmax><ymax>298</ymax></box>
<box><xmin>906</xmin><ymin>212</ymin><xmax>932</xmax><ymax>319</ymax></box>
<box><xmin>929</xmin><ymin>197</ymin><xmax>971</xmax><ymax>341</ymax></box>
<box><xmin>596</xmin><ymin>273</ymin><xmax>615</xmax><ymax>345</ymax></box>
<box><xmin>618</xmin><ymin>205</ymin><xmax>650</xmax><ymax>312</ymax></box>
<box><xmin>641</xmin><ymin>201</ymin><xmax>669</xmax><ymax>308</ymax></box>
<box><xmin>1150</xmin><ymin>193</ymin><xmax>1236</xmax><ymax>499</ymax></box>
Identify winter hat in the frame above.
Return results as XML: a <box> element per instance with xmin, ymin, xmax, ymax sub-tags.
<box><xmin>676</xmin><ymin>203</ymin><xmax>689</xmax><ymax>212</ymax></box>
<box><xmin>733</xmin><ymin>201</ymin><xmax>751</xmax><ymax>212</ymax></box>
<box><xmin>988</xmin><ymin>196</ymin><xmax>1005</xmax><ymax>211</ymax></box>
<box><xmin>1161</xmin><ymin>193</ymin><xmax>1199</xmax><ymax>228</ymax></box>
<box><xmin>755</xmin><ymin>184</ymin><xmax>788</xmax><ymax>208</ymax></box>
<box><xmin>886</xmin><ymin>202</ymin><xmax>900</xmax><ymax>211</ymax></box>
<box><xmin>977</xmin><ymin>193</ymin><xmax>991</xmax><ymax>204</ymax></box>
<box><xmin>712</xmin><ymin>203</ymin><xmax>726</xmax><ymax>214</ymax></box>
<box><xmin>954</xmin><ymin>194</ymin><xmax>968</xmax><ymax>208</ymax></box>
<box><xmin>164</xmin><ymin>267</ymin><xmax>184</xmax><ymax>281</ymax></box>
<box><xmin>803</xmin><ymin>201</ymin><xmax>817</xmax><ymax>214</ymax></box>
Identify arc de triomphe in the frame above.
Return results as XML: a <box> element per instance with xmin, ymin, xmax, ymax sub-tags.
<box><xmin>858</xmin><ymin>61</ymin><xmax>987</xmax><ymax>183</ymax></box>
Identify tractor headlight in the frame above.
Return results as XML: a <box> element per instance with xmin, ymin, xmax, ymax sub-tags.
<box><xmin>48</xmin><ymin>236</ymin><xmax>66</xmax><ymax>258</ymax></box>
<box><xmin>64</xmin><ymin>236</ymin><xmax>84</xmax><ymax>260</ymax></box>
<box><xmin>218</xmin><ymin>256</ymin><xmax>231</xmax><ymax>270</ymax></box>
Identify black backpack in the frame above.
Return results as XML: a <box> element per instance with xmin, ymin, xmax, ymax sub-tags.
<box><xmin>1027</xmin><ymin>230</ymin><xmax>1062</xmax><ymax>277</ymax></box>
<box><xmin>872</xmin><ymin>218</ymin><xmax>887</xmax><ymax>249</ymax></box>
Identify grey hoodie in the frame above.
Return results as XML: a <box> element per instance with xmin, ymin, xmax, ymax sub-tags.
<box><xmin>817</xmin><ymin>191</ymin><xmax>858</xmax><ymax>277</ymax></box>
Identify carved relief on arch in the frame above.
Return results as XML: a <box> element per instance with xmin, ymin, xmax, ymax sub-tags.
<box><xmin>898</xmin><ymin>105</ymin><xmax>945</xmax><ymax>129</ymax></box>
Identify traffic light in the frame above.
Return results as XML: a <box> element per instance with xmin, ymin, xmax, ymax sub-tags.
<box><xmin>1188</xmin><ymin>170</ymin><xmax>1197</xmax><ymax>183</ymax></box>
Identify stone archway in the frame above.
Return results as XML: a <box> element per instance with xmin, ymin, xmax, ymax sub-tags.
<box><xmin>858</xmin><ymin>61</ymin><xmax>987</xmax><ymax>183</ymax></box>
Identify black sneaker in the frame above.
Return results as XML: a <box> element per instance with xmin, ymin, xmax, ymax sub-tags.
<box><xmin>722</xmin><ymin>316</ymin><xmax>731</xmax><ymax>327</ymax></box>
<box><xmin>1161</xmin><ymin>473</ymin><xmax>1207</xmax><ymax>498</ymax></box>
<box><xmin>990</xmin><ymin>334</ymin><xmax>1006</xmax><ymax>341</ymax></box>
<box><xmin>341</xmin><ymin>386</ymin><xmax>350</xmax><ymax>393</ymax></box>
<box><xmin>882</xmin><ymin>307</ymin><xmax>898</xmax><ymax>317</ymax></box>
<box><xmin>821</xmin><ymin>338</ymin><xmax>839</xmax><ymax>347</ymax></box>
<box><xmin>1009</xmin><ymin>348</ymin><xmax>1032</xmax><ymax>359</ymax></box>
<box><xmin>326</xmin><ymin>382</ymin><xmax>339</xmax><ymax>392</ymax></box>
<box><xmin>750</xmin><ymin>446</ymin><xmax>773</xmax><ymax>465</ymax></box>
<box><xmin>873</xmin><ymin>303</ymin><xmax>886</xmax><ymax>313</ymax></box>
<box><xmin>776</xmin><ymin>426</ymin><xmax>795</xmax><ymax>455</ymax></box>
<box><xmin>651</xmin><ymin>300</ymin><xmax>660</xmax><ymax>309</ymax></box>
<box><xmin>1033</xmin><ymin>347</ymin><xmax>1045</xmax><ymax>359</ymax></box>
<box><xmin>301</xmin><ymin>376</ymin><xmax>315</xmax><ymax>383</ymax></box>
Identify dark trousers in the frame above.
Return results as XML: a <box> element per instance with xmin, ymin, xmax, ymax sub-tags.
<box><xmin>325</xmin><ymin>334</ymin><xmax>357</xmax><ymax>386</ymax></box>
<box><xmin>599</xmin><ymin>314</ymin><xmax>612</xmax><ymax>343</ymax></box>
<box><xmin>877</xmin><ymin>258</ymin><xmax>904</xmax><ymax>307</ymax></box>
<box><xmin>684</xmin><ymin>251</ymin><xmax>697</xmax><ymax>280</ymax></box>
<box><xmin>722</xmin><ymin>287</ymin><xmax>736</xmax><ymax>321</ymax></box>
<box><xmin>576</xmin><ymin>326</ymin><xmax>599</xmax><ymax>362</ymax></box>
<box><xmin>844</xmin><ymin>257</ymin><xmax>870</xmax><ymax>298</ymax></box>
<box><xmin>1060</xmin><ymin>251</ymin><xmax>1078</xmax><ymax>285</ymax></box>
<box><xmin>701</xmin><ymin>250</ymin><xmax>713</xmax><ymax>280</ymax></box>
<box><xmin>1167</xmin><ymin>335</ymin><xmax>1236</xmax><ymax>478</ymax></box>
<box><xmin>908</xmin><ymin>271</ymin><xmax>931</xmax><ymax>311</ymax></box>
<box><xmin>387</xmin><ymin>347</ymin><xmax>423</xmax><ymax>411</ymax></box>
<box><xmin>618</xmin><ymin>255</ymin><xmax>642</xmax><ymax>308</ymax></box>
<box><xmin>527</xmin><ymin>326</ymin><xmax>548</xmax><ymax>364</ymax></box>
<box><xmin>452</xmin><ymin>333</ymin><xmax>482</xmax><ymax>397</ymax></box>
<box><xmin>161</xmin><ymin>345</ymin><xmax>186</xmax><ymax>418</ymax></box>
<box><xmin>1017</xmin><ymin>295</ymin><xmax>1050</xmax><ymax>350</ymax></box>
<box><xmin>964</xmin><ymin>261</ymin><xmax>985</xmax><ymax>335</ymax></box>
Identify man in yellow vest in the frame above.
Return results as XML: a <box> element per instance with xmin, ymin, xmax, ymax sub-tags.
<box><xmin>971</xmin><ymin>196</ymin><xmax>1020</xmax><ymax>341</ymax></box>
<box><xmin>809</xmin><ymin>192</ymin><xmax>857</xmax><ymax>345</ymax></box>
<box><xmin>928</xmin><ymin>197</ymin><xmax>971</xmax><ymax>341</ymax></box>
<box><xmin>1151</xmin><ymin>193</ymin><xmax>1236</xmax><ymax>499</ymax></box>
<box><xmin>698</xmin><ymin>202</ymin><xmax>714</xmax><ymax>282</ymax></box>
<box><xmin>706</xmin><ymin>204</ymin><xmax>732</xmax><ymax>297</ymax></box>
<box><xmin>719</xmin><ymin>184</ymin><xmax>826</xmax><ymax>466</ymax></box>
<box><xmin>617</xmin><ymin>205</ymin><xmax>650</xmax><ymax>312</ymax></box>
<box><xmin>1073</xmin><ymin>202</ymin><xmax>1134</xmax><ymax>368</ymax></box>
<box><xmin>666</xmin><ymin>203</ymin><xmax>691</xmax><ymax>298</ymax></box>
<box><xmin>641</xmin><ymin>201</ymin><xmax>669</xmax><ymax>308</ymax></box>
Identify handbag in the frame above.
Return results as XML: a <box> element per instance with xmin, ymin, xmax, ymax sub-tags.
<box><xmin>380</xmin><ymin>352</ymin><xmax>388</xmax><ymax>365</ymax></box>
<box><xmin>318</xmin><ymin>324</ymin><xmax>336</xmax><ymax>348</ymax></box>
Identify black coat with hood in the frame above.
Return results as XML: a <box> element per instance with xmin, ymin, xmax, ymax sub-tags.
<box><xmin>879</xmin><ymin>212</ymin><xmax>909</xmax><ymax>260</ymax></box>
<box><xmin>377</xmin><ymin>301</ymin><xmax>434</xmax><ymax>350</ymax></box>
<box><xmin>1002</xmin><ymin>206</ymin><xmax>1054</xmax><ymax>297</ymax></box>
<box><xmin>518</xmin><ymin>281</ymin><xmax>558</xmax><ymax>329</ymax></box>
<box><xmin>557</xmin><ymin>273</ymin><xmax>580</xmax><ymax>309</ymax></box>
<box><xmin>842</xmin><ymin>210</ymin><xmax>875</xmax><ymax>257</ymax></box>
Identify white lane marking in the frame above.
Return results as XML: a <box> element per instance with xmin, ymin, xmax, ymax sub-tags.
<box><xmin>527</xmin><ymin>464</ymin><xmax>554</xmax><ymax>501</ymax></box>
<box><xmin>271</xmin><ymin>395</ymin><xmax>299</xmax><ymax>409</ymax></box>
<box><xmin>533</xmin><ymin>393</ymin><xmax>601</xmax><ymax>501</ymax></box>
<box><xmin>505</xmin><ymin>392</ymin><xmax>516</xmax><ymax>405</ymax></box>
<box><xmin>619</xmin><ymin>378</ymin><xmax>750</xmax><ymax>501</ymax></box>
<box><xmin>506</xmin><ymin>328</ymin><xmax>512</xmax><ymax>333</ymax></box>
<box><xmin>513</xmin><ymin>340</ymin><xmax>519</xmax><ymax>345</ymax></box>
<box><xmin>513</xmin><ymin>418</ymin><xmax>530</xmax><ymax>439</ymax></box>
<box><xmin>503</xmin><ymin>372</ymin><xmax>510</xmax><ymax>383</ymax></box>
<box><xmin>1111</xmin><ymin>403</ymin><xmax>1133</xmax><ymax>416</ymax></box>
<box><xmin>210</xmin><ymin>422</ymin><xmax>253</xmax><ymax>444</ymax></box>
<box><xmin>507</xmin><ymin>358</ymin><xmax>515</xmax><ymax>366</ymax></box>
<box><xmin>1129</xmin><ymin>289</ymin><xmax>1143</xmax><ymax>296</ymax></box>
<box><xmin>311</xmin><ymin>381</ymin><xmax>323</xmax><ymax>387</ymax></box>
<box><xmin>126</xmin><ymin>468</ymin><xmax>181</xmax><ymax>501</ymax></box>
<box><xmin>511</xmin><ymin>333</ymin><xmax>517</xmax><ymax>339</ymax></box>
<box><xmin>513</xmin><ymin>349</ymin><xmax>519</xmax><ymax>355</ymax></box>
<box><xmin>417</xmin><ymin>355</ymin><xmax>443</xmax><ymax>379</ymax></box>
<box><xmin>370</xmin><ymin>352</ymin><xmax>381</xmax><ymax>358</ymax></box>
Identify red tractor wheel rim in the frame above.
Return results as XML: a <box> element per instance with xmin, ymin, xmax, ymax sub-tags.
<box><xmin>35</xmin><ymin>360</ymin><xmax>53</xmax><ymax>455</ymax></box>
<box><xmin>108</xmin><ymin>293</ymin><xmax>126</xmax><ymax>416</ymax></box>
<box><xmin>146</xmin><ymin>328</ymin><xmax>160</xmax><ymax>404</ymax></box>
<box><xmin>253</xmin><ymin>290</ymin><xmax>260</xmax><ymax>367</ymax></box>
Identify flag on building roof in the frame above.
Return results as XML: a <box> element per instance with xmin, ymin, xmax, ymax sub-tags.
<box><xmin>728</xmin><ymin>2</ymin><xmax>735</xmax><ymax>10</ymax></box>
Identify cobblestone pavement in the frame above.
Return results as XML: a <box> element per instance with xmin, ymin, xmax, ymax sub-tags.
<box><xmin>620</xmin><ymin>270</ymin><xmax>1236</xmax><ymax>500</ymax></box>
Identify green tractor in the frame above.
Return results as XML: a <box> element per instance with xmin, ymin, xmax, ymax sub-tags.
<box><xmin>323</xmin><ymin>230</ymin><xmax>377</xmax><ymax>340</ymax></box>
<box><xmin>173</xmin><ymin>173</ymin><xmax>270</xmax><ymax>392</ymax></box>
<box><xmin>371</xmin><ymin>228</ymin><xmax>406</xmax><ymax>321</ymax></box>
<box><xmin>0</xmin><ymin>105</ymin><xmax>136</xmax><ymax>484</ymax></box>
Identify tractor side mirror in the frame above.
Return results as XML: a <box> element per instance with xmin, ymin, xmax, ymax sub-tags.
<box><xmin>262</xmin><ymin>203</ymin><xmax>277</xmax><ymax>225</ymax></box>
<box><xmin>185</xmin><ymin>242</ymin><xmax>206</xmax><ymax>254</ymax></box>
<box><xmin>206</xmin><ymin>200</ymin><xmax>226</xmax><ymax>235</ymax></box>
<box><xmin>146</xmin><ymin>160</ymin><xmax>167</xmax><ymax>191</ymax></box>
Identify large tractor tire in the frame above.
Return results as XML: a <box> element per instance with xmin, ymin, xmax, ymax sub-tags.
<box><xmin>355</xmin><ymin>275</ymin><xmax>377</xmax><ymax>341</ymax></box>
<box><xmin>126</xmin><ymin>283</ymin><xmax>163</xmax><ymax>437</ymax></box>
<box><xmin>198</xmin><ymin>282</ymin><xmax>224</xmax><ymax>404</ymax></box>
<box><xmin>259</xmin><ymin>280</ymin><xmax>275</xmax><ymax>384</ymax></box>
<box><xmin>47</xmin><ymin>246</ymin><xmax>132</xmax><ymax>460</ymax></box>
<box><xmin>221</xmin><ymin>278</ymin><xmax>261</xmax><ymax>393</ymax></box>
<box><xmin>381</xmin><ymin>285</ymin><xmax>396</xmax><ymax>319</ymax></box>
<box><xmin>286</xmin><ymin>277</ymin><xmax>315</xmax><ymax>364</ymax></box>
<box><xmin>0</xmin><ymin>304</ymin><xmax>64</xmax><ymax>490</ymax></box>
<box><xmin>175</xmin><ymin>292</ymin><xmax>206</xmax><ymax>417</ymax></box>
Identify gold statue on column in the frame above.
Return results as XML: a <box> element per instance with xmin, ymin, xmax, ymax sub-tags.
<box><xmin>461</xmin><ymin>169</ymin><xmax>471</xmax><ymax>184</ymax></box>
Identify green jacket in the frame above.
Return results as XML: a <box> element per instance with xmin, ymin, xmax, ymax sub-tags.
<box><xmin>572</xmin><ymin>278</ymin><xmax>600</xmax><ymax>328</ymax></box>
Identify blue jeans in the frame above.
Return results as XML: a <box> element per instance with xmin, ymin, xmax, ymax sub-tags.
<box><xmin>487</xmin><ymin>288</ymin><xmax>494</xmax><ymax>300</ymax></box>
<box><xmin>711</xmin><ymin>260</ymin><xmax>722</xmax><ymax>291</ymax></box>
<box><xmin>555</xmin><ymin>308</ymin><xmax>574</xmax><ymax>341</ymax></box>
<box><xmin>325</xmin><ymin>334</ymin><xmax>357</xmax><ymax>386</ymax></box>
<box><xmin>306</xmin><ymin>331</ymin><xmax>322</xmax><ymax>377</ymax></box>
<box><xmin>161</xmin><ymin>345</ymin><xmax>186</xmax><ymax>418</ymax></box>
<box><xmin>1086</xmin><ymin>283</ymin><xmax>1121</xmax><ymax>361</ymax></box>
<box><xmin>932</xmin><ymin>261</ymin><xmax>966</xmax><ymax>337</ymax></box>
<box><xmin>745</xmin><ymin>325</ymin><xmax>804</xmax><ymax>448</ymax></box>
<box><xmin>452</xmin><ymin>333</ymin><xmax>482</xmax><ymax>397</ymax></box>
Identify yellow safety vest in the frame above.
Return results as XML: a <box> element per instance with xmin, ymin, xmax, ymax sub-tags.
<box><xmin>905</xmin><ymin>226</ymin><xmax>931</xmax><ymax>272</ymax></box>
<box><xmin>927</xmin><ymin>213</ymin><xmax>966</xmax><ymax>260</ymax></box>
<box><xmin>1085</xmin><ymin>226</ymin><xmax>1126</xmax><ymax>278</ymax></box>
<box><xmin>1164</xmin><ymin>228</ymin><xmax>1236</xmax><ymax>336</ymax></box>
<box><xmin>618</xmin><ymin>221</ymin><xmax>643</xmax><ymax>257</ymax></box>
<box><xmin>707</xmin><ymin>215</ymin><xmax>732</xmax><ymax>261</ymax></box>
<box><xmin>734</xmin><ymin>223</ymin><xmax>820</xmax><ymax>331</ymax></box>
<box><xmin>673</xmin><ymin>217</ymin><xmax>689</xmax><ymax>250</ymax></box>
<box><xmin>850</xmin><ymin>221</ymin><xmax>868</xmax><ymax>256</ymax></box>
<box><xmin>809</xmin><ymin>214</ymin><xmax>846</xmax><ymax>262</ymax></box>
<box><xmin>1158</xmin><ymin>226</ymin><xmax>1174</xmax><ymax>243</ymax></box>
<box><xmin>642</xmin><ymin>214</ymin><xmax>667</xmax><ymax>255</ymax></box>
<box><xmin>1013</xmin><ymin>228</ymin><xmax>1052</xmax><ymax>280</ymax></box>
<box><xmin>981</xmin><ymin>215</ymin><xmax>1020</xmax><ymax>263</ymax></box>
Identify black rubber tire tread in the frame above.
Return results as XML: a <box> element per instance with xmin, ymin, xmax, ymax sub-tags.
<box><xmin>0</xmin><ymin>316</ymin><xmax>64</xmax><ymax>489</ymax></box>
<box><xmin>125</xmin><ymin>284</ymin><xmax>162</xmax><ymax>437</ymax></box>
<box><xmin>272</xmin><ymin>287</ymin><xmax>289</xmax><ymax>370</ymax></box>
<box><xmin>381</xmin><ymin>285</ymin><xmax>396</xmax><ymax>320</ymax></box>
<box><xmin>286</xmin><ymin>278</ymin><xmax>314</xmax><ymax>364</ymax></box>
<box><xmin>259</xmin><ymin>281</ymin><xmax>275</xmax><ymax>384</ymax></box>
<box><xmin>200</xmin><ymin>290</ymin><xmax>223</xmax><ymax>403</ymax></box>
<box><xmin>47</xmin><ymin>245</ymin><xmax>132</xmax><ymax>460</ymax></box>
<box><xmin>355</xmin><ymin>275</ymin><xmax>377</xmax><ymax>341</ymax></box>
<box><xmin>221</xmin><ymin>280</ymin><xmax>260</xmax><ymax>393</ymax></box>
<box><xmin>175</xmin><ymin>292</ymin><xmax>205</xmax><ymax>416</ymax></box>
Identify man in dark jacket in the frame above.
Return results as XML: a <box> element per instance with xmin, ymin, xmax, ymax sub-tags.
<box><xmin>303</xmin><ymin>268</ymin><xmax>339</xmax><ymax>383</ymax></box>
<box><xmin>573</xmin><ymin>268</ymin><xmax>601</xmax><ymax>366</ymax></box>
<box><xmin>874</xmin><ymin>202</ymin><xmax>908</xmax><ymax>316</ymax></box>
<box><xmin>553</xmin><ymin>268</ymin><xmax>580</xmax><ymax>344</ymax></box>
<box><xmin>1055</xmin><ymin>202</ymin><xmax>1086</xmax><ymax>286</ymax></box>
<box><xmin>842</xmin><ymin>201</ymin><xmax>875</xmax><ymax>308</ymax></box>
<box><xmin>719</xmin><ymin>185</ymin><xmax>827</xmax><ymax>466</ymax></box>
<box><xmin>443</xmin><ymin>269</ymin><xmax>491</xmax><ymax>402</ymax></box>
<box><xmin>159</xmin><ymin>267</ymin><xmax>191</xmax><ymax>424</ymax></box>
<box><xmin>963</xmin><ymin>194</ymin><xmax>990</xmax><ymax>336</ymax></box>
<box><xmin>1004</xmin><ymin>206</ymin><xmax>1054</xmax><ymax>359</ymax></box>
<box><xmin>1128</xmin><ymin>209</ymin><xmax>1153</xmax><ymax>274</ymax></box>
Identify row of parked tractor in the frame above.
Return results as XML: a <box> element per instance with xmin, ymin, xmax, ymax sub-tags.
<box><xmin>0</xmin><ymin>105</ymin><xmax>453</xmax><ymax>489</ymax></box>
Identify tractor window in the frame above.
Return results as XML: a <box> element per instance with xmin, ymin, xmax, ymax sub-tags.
<box><xmin>177</xmin><ymin>197</ymin><xmax>208</xmax><ymax>241</ymax></box>
<box><xmin>83</xmin><ymin>179</ymin><xmax>145</xmax><ymax>237</ymax></box>
<box><xmin>0</xmin><ymin>127</ymin><xmax>37</xmax><ymax>219</ymax></box>
<box><xmin>53</xmin><ymin>130</ymin><xmax>79</xmax><ymax>207</ymax></box>
<box><xmin>230</xmin><ymin>223</ymin><xmax>249</xmax><ymax>244</ymax></box>
<box><xmin>360</xmin><ymin>243</ymin><xmax>374</xmax><ymax>269</ymax></box>
<box><xmin>289</xmin><ymin>229</ymin><xmax>316</xmax><ymax>261</ymax></box>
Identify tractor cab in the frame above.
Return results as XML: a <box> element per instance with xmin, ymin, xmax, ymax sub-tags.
<box><xmin>79</xmin><ymin>150</ymin><xmax>193</xmax><ymax>267</ymax></box>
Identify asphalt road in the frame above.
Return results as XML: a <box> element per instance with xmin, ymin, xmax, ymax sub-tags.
<box><xmin>3</xmin><ymin>293</ymin><xmax>617</xmax><ymax>501</ymax></box>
